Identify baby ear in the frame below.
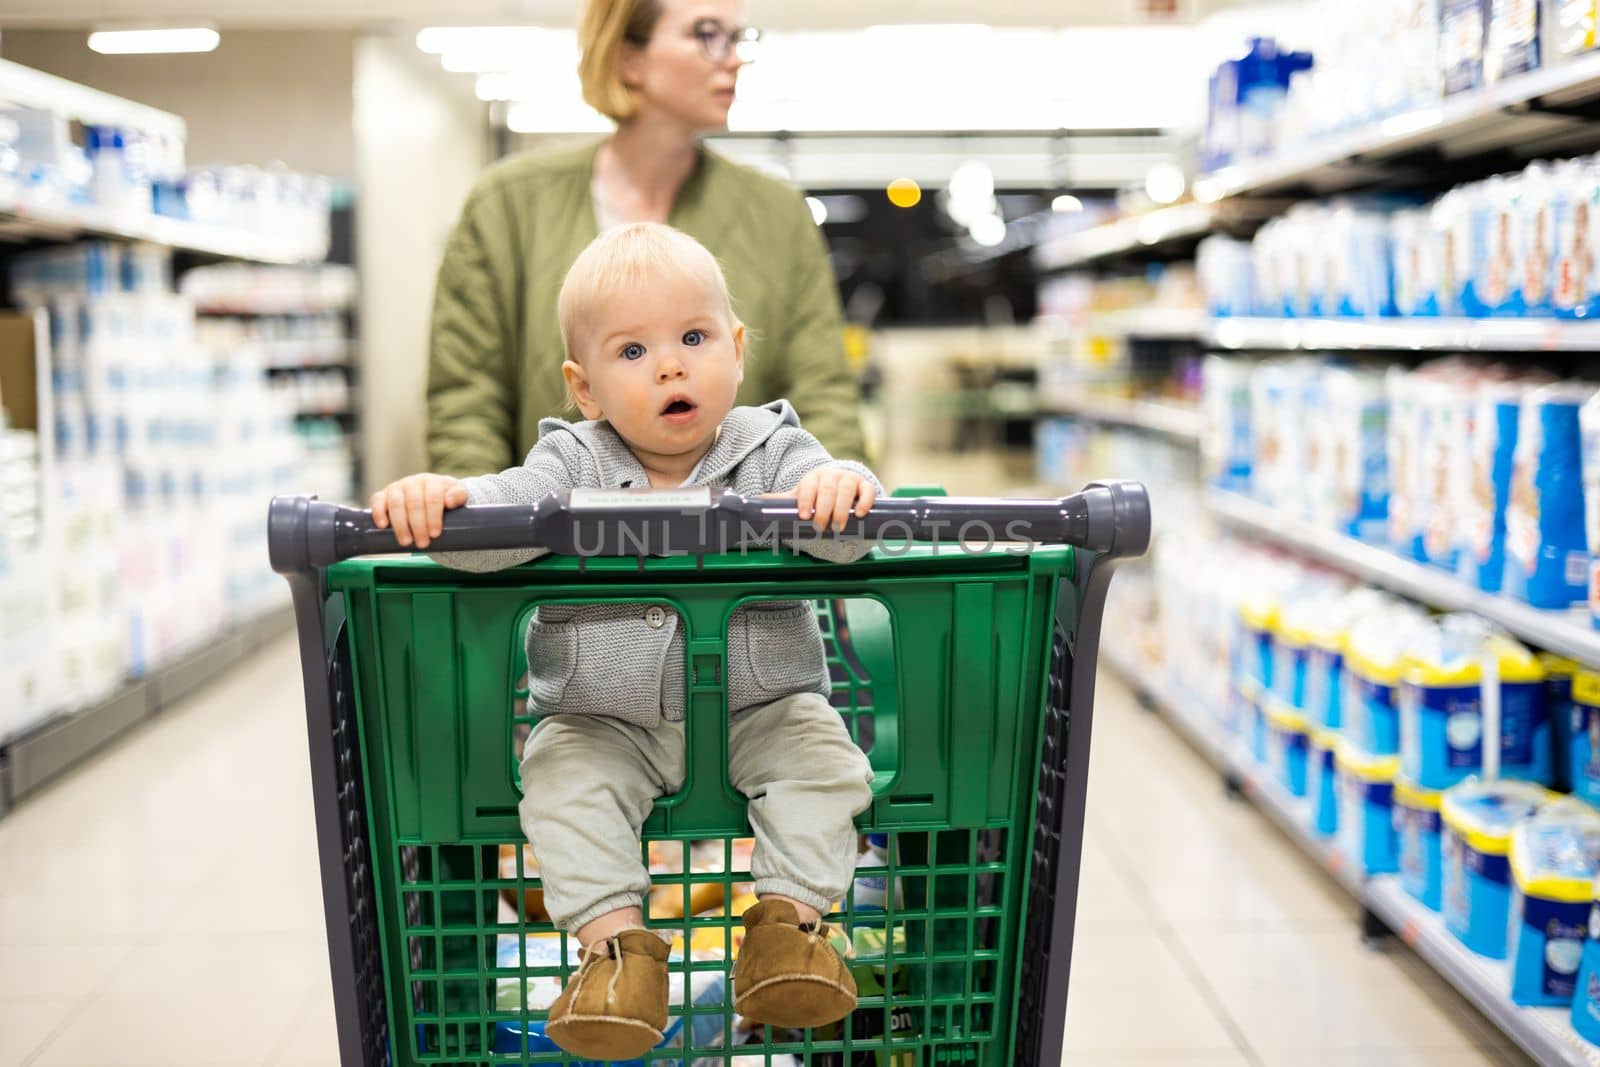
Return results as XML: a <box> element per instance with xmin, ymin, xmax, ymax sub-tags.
<box><xmin>562</xmin><ymin>359</ymin><xmax>603</xmax><ymax>420</ymax></box>
<box><xmin>732</xmin><ymin>322</ymin><xmax>746</xmax><ymax>383</ymax></box>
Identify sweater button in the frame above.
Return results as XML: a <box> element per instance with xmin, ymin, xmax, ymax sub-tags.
<box><xmin>644</xmin><ymin>606</ymin><xmax>666</xmax><ymax>629</ymax></box>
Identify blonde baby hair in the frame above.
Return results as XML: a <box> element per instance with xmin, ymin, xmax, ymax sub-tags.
<box><xmin>557</xmin><ymin>221</ymin><xmax>741</xmax><ymax>362</ymax></box>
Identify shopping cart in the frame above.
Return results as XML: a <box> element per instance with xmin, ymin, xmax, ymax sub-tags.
<box><xmin>268</xmin><ymin>481</ymin><xmax>1150</xmax><ymax>1067</ymax></box>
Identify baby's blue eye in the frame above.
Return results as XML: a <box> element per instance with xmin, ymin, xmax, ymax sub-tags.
<box><xmin>621</xmin><ymin>343</ymin><xmax>645</xmax><ymax>361</ymax></box>
<box><xmin>683</xmin><ymin>329</ymin><xmax>705</xmax><ymax>346</ymax></box>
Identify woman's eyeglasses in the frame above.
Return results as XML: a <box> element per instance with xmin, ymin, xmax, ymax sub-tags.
<box><xmin>691</xmin><ymin>19</ymin><xmax>761</xmax><ymax>64</ymax></box>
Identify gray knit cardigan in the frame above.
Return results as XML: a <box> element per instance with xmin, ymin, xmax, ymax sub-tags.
<box><xmin>431</xmin><ymin>400</ymin><xmax>881</xmax><ymax>726</ymax></box>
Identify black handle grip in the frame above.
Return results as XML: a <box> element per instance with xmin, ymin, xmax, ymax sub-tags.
<box><xmin>268</xmin><ymin>483</ymin><xmax>1151</xmax><ymax>574</ymax></box>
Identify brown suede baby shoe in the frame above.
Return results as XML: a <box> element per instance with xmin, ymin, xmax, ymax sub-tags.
<box><xmin>732</xmin><ymin>899</ymin><xmax>858</xmax><ymax>1029</ymax></box>
<box><xmin>544</xmin><ymin>928</ymin><xmax>670</xmax><ymax>1061</ymax></box>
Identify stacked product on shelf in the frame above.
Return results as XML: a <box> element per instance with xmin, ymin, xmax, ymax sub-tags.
<box><xmin>1197</xmin><ymin>153</ymin><xmax>1600</xmax><ymax>322</ymax></box>
<box><xmin>0</xmin><ymin>408</ymin><xmax>49</xmax><ymax>739</ymax></box>
<box><xmin>183</xmin><ymin>263</ymin><xmax>360</xmax><ymax>507</ymax></box>
<box><xmin>0</xmin><ymin>77</ymin><xmax>333</xmax><ymax>260</ymax></box>
<box><xmin>1201</xmin><ymin>353</ymin><xmax>1600</xmax><ymax>623</ymax></box>
<box><xmin>1140</xmin><ymin>523</ymin><xmax>1600</xmax><ymax>1031</ymax></box>
<box><xmin>1200</xmin><ymin>4</ymin><xmax>1600</xmax><ymax>176</ymax></box>
<box><xmin>1</xmin><ymin>241</ymin><xmax>304</xmax><ymax>742</ymax></box>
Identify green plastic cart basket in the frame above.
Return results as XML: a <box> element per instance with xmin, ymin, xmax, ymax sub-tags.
<box><xmin>268</xmin><ymin>481</ymin><xmax>1149</xmax><ymax>1067</ymax></box>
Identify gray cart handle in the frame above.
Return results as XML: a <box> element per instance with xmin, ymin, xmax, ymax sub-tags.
<box><xmin>268</xmin><ymin>480</ymin><xmax>1150</xmax><ymax>573</ymax></box>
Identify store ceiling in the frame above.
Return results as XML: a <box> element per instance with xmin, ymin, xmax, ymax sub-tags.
<box><xmin>0</xmin><ymin>0</ymin><xmax>1245</xmax><ymax>30</ymax></box>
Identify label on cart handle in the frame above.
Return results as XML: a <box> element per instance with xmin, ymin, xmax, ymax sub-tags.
<box><xmin>569</xmin><ymin>487</ymin><xmax>713</xmax><ymax>510</ymax></box>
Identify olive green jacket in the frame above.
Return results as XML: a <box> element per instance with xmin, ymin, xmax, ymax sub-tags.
<box><xmin>426</xmin><ymin>138</ymin><xmax>866</xmax><ymax>477</ymax></box>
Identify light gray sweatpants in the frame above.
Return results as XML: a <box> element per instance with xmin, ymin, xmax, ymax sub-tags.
<box><xmin>518</xmin><ymin>691</ymin><xmax>875</xmax><ymax>935</ymax></box>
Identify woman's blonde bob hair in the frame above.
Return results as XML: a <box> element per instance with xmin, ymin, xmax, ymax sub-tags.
<box><xmin>557</xmin><ymin>222</ymin><xmax>741</xmax><ymax>361</ymax></box>
<box><xmin>578</xmin><ymin>0</ymin><xmax>663</xmax><ymax>122</ymax></box>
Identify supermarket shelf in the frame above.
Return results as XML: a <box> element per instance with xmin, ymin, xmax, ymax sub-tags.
<box><xmin>1067</xmin><ymin>308</ymin><xmax>1212</xmax><ymax>341</ymax></box>
<box><xmin>1366</xmin><ymin>877</ymin><xmax>1600</xmax><ymax>1067</ymax></box>
<box><xmin>0</xmin><ymin>58</ymin><xmax>186</xmax><ymax>142</ymax></box>
<box><xmin>1034</xmin><ymin>203</ymin><xmax>1218</xmax><ymax>271</ymax></box>
<box><xmin>0</xmin><ymin>604</ymin><xmax>295</xmax><ymax>812</ymax></box>
<box><xmin>1207</xmin><ymin>491</ymin><xmax>1600</xmax><ymax>668</ymax></box>
<box><xmin>1040</xmin><ymin>390</ymin><xmax>1204</xmax><ymax>444</ymax></box>
<box><xmin>1209</xmin><ymin>316</ymin><xmax>1600</xmax><ymax>353</ymax></box>
<box><xmin>1105</xmin><ymin>647</ymin><xmax>1600</xmax><ymax>1065</ymax></box>
<box><xmin>0</xmin><ymin>192</ymin><xmax>326</xmax><ymax>264</ymax></box>
<box><xmin>1195</xmin><ymin>51</ymin><xmax>1600</xmax><ymax>204</ymax></box>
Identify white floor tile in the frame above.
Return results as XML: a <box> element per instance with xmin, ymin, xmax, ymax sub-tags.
<box><xmin>0</xmin><ymin>996</ymin><xmax>81</xmax><ymax>1067</ymax></box>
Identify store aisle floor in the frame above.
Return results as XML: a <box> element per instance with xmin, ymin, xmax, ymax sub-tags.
<box><xmin>0</xmin><ymin>635</ymin><xmax>1537</xmax><ymax>1067</ymax></box>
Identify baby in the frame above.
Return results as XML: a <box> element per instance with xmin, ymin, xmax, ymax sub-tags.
<box><xmin>372</xmin><ymin>222</ymin><xmax>878</xmax><ymax>1061</ymax></box>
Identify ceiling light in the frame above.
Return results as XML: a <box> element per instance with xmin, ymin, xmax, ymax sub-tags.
<box><xmin>417</xmin><ymin>26</ymin><xmax>541</xmax><ymax>54</ymax></box>
<box><xmin>806</xmin><ymin>196</ymin><xmax>827</xmax><ymax>226</ymax></box>
<box><xmin>1144</xmin><ymin>162</ymin><xmax>1187</xmax><ymax>205</ymax></box>
<box><xmin>505</xmin><ymin>100</ymin><xmax>611</xmax><ymax>134</ymax></box>
<box><xmin>948</xmin><ymin>160</ymin><xmax>995</xmax><ymax>205</ymax></box>
<box><xmin>886</xmin><ymin>178</ymin><xmax>922</xmax><ymax>209</ymax></box>
<box><xmin>88</xmin><ymin>27</ymin><xmax>219</xmax><ymax>55</ymax></box>
<box><xmin>1051</xmin><ymin>194</ymin><xmax>1084</xmax><ymax>213</ymax></box>
<box><xmin>969</xmin><ymin>214</ymin><xmax>1007</xmax><ymax>247</ymax></box>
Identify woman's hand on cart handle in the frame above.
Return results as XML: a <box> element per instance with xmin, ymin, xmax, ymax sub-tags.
<box><xmin>370</xmin><ymin>474</ymin><xmax>468</xmax><ymax>549</ymax></box>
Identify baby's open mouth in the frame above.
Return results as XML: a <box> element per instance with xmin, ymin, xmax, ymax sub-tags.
<box><xmin>662</xmin><ymin>399</ymin><xmax>696</xmax><ymax>415</ymax></box>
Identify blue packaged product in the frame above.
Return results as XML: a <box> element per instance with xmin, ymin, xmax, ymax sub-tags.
<box><xmin>1571</xmin><ymin>670</ymin><xmax>1600</xmax><ymax>805</ymax></box>
<box><xmin>1237</xmin><ymin>595</ymin><xmax>1277</xmax><ymax>694</ymax></box>
<box><xmin>1343</xmin><ymin>606</ymin><xmax>1428</xmax><ymax>757</ymax></box>
<box><xmin>1508</xmin><ymin>804</ymin><xmax>1600</xmax><ymax>1006</ymax></box>
<box><xmin>1320</xmin><ymin>204</ymin><xmax>1379</xmax><ymax>318</ymax></box>
<box><xmin>1570</xmin><ymin>874</ymin><xmax>1600</xmax><ymax>1044</ymax></box>
<box><xmin>1265</xmin><ymin>697</ymin><xmax>1310</xmax><ymax>798</ymax></box>
<box><xmin>1322</xmin><ymin>367</ymin><xmax>1391</xmax><ymax>544</ymax></box>
<box><xmin>1504</xmin><ymin>383</ymin><xmax>1597</xmax><ymax>608</ymax></box>
<box><xmin>1309</xmin><ymin>728</ymin><xmax>1340</xmax><ymax>838</ymax></box>
<box><xmin>1306</xmin><ymin>634</ymin><xmax>1345</xmax><ymax>731</ymax></box>
<box><xmin>1441</xmin><ymin>779</ymin><xmax>1551</xmax><ymax>958</ymax></box>
<box><xmin>1398</xmin><ymin>622</ymin><xmax>1552</xmax><ymax>791</ymax></box>
<box><xmin>1393</xmin><ymin>208</ymin><xmax>1443</xmax><ymax>317</ymax></box>
<box><xmin>1418</xmin><ymin>376</ymin><xmax>1473</xmax><ymax>571</ymax></box>
<box><xmin>1346</xmin><ymin>648</ymin><xmax>1403</xmax><ymax>756</ymax></box>
<box><xmin>1198</xmin><ymin>235</ymin><xmax>1255</xmax><ymax>318</ymax></box>
<box><xmin>1336</xmin><ymin>741</ymin><xmax>1401</xmax><ymax>877</ymax></box>
<box><xmin>1388</xmin><ymin>368</ymin><xmax>1429</xmax><ymax>561</ymax></box>
<box><xmin>1486</xmin><ymin>0</ymin><xmax>1543</xmax><ymax>84</ymax></box>
<box><xmin>1551</xmin><ymin>159</ymin><xmax>1600</xmax><ymax>320</ymax></box>
<box><xmin>1396</xmin><ymin>777</ymin><xmax>1446</xmax><ymax>911</ymax></box>
<box><xmin>1460</xmin><ymin>380</ymin><xmax>1540</xmax><ymax>594</ymax></box>
<box><xmin>1583</xmin><ymin>392</ymin><xmax>1600</xmax><ymax>628</ymax></box>
<box><xmin>1479</xmin><ymin>176</ymin><xmax>1527</xmax><ymax>317</ymax></box>
<box><xmin>1432</xmin><ymin>188</ymin><xmax>1471</xmax><ymax>317</ymax></box>
<box><xmin>1517</xmin><ymin>163</ymin><xmax>1557</xmax><ymax>316</ymax></box>
<box><xmin>1441</xmin><ymin>180</ymin><xmax>1503</xmax><ymax>318</ymax></box>
<box><xmin>1544</xmin><ymin>655</ymin><xmax>1579</xmax><ymax>794</ymax></box>
<box><xmin>1203</xmin><ymin>356</ymin><xmax>1254</xmax><ymax>492</ymax></box>
<box><xmin>1270</xmin><ymin>611</ymin><xmax>1311</xmax><ymax>711</ymax></box>
<box><xmin>1442</xmin><ymin>0</ymin><xmax>1491</xmax><ymax>95</ymax></box>
<box><xmin>1249</xmin><ymin>688</ymin><xmax>1269</xmax><ymax>766</ymax></box>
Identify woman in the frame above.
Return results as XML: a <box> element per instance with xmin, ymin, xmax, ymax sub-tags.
<box><xmin>427</xmin><ymin>0</ymin><xmax>867</xmax><ymax>476</ymax></box>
